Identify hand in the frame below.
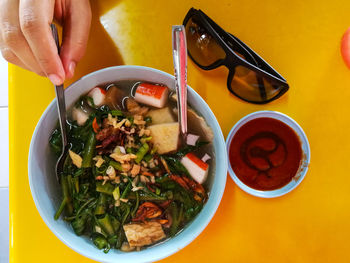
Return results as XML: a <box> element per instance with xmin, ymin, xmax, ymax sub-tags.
<box><xmin>0</xmin><ymin>0</ymin><xmax>91</xmax><ymax>85</ymax></box>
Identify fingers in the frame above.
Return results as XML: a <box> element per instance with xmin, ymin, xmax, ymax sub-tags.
<box><xmin>0</xmin><ymin>0</ymin><xmax>44</xmax><ymax>75</ymax></box>
<box><xmin>19</xmin><ymin>0</ymin><xmax>65</xmax><ymax>84</ymax></box>
<box><xmin>0</xmin><ymin>46</ymin><xmax>31</xmax><ymax>71</ymax></box>
<box><xmin>0</xmin><ymin>0</ymin><xmax>91</xmax><ymax>83</ymax></box>
<box><xmin>60</xmin><ymin>0</ymin><xmax>91</xmax><ymax>79</ymax></box>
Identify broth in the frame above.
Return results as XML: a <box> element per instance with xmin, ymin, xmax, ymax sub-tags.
<box><xmin>95</xmin><ymin>79</ymin><xmax>215</xmax><ymax>189</ymax></box>
<box><xmin>50</xmin><ymin>80</ymin><xmax>214</xmax><ymax>252</ymax></box>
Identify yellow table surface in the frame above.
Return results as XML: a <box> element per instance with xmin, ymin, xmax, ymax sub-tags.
<box><xmin>9</xmin><ymin>0</ymin><xmax>350</xmax><ymax>262</ymax></box>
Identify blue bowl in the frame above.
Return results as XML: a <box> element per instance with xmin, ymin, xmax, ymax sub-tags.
<box><xmin>28</xmin><ymin>66</ymin><xmax>228</xmax><ymax>262</ymax></box>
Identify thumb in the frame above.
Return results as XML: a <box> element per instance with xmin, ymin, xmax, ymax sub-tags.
<box><xmin>59</xmin><ymin>0</ymin><xmax>91</xmax><ymax>79</ymax></box>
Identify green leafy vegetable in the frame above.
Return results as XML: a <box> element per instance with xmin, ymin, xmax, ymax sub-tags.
<box><xmin>175</xmin><ymin>141</ymin><xmax>209</xmax><ymax>158</ymax></box>
<box><xmin>96</xmin><ymin>182</ymin><xmax>114</xmax><ymax>195</ymax></box>
<box><xmin>131</xmin><ymin>191</ymin><xmax>139</xmax><ymax>217</ymax></box>
<box><xmin>92</xmin><ymin>233</ymin><xmax>110</xmax><ymax>253</ymax></box>
<box><xmin>82</xmin><ymin>131</ymin><xmax>96</xmax><ymax>168</ymax></box>
<box><xmin>110</xmin><ymin>110</ymin><xmax>124</xmax><ymax>117</ymax></box>
<box><xmin>162</xmin><ymin>156</ymin><xmax>190</xmax><ymax>177</ymax></box>
<box><xmin>109</xmin><ymin>160</ymin><xmax>123</xmax><ymax>172</ymax></box>
<box><xmin>97</xmin><ymin>214</ymin><xmax>116</xmax><ymax>237</ymax></box>
<box><xmin>61</xmin><ymin>175</ymin><xmax>73</xmax><ymax>216</ymax></box>
<box><xmin>135</xmin><ymin>143</ymin><xmax>149</xmax><ymax>163</ymax></box>
<box><xmin>54</xmin><ymin>196</ymin><xmax>67</xmax><ymax>220</ymax></box>
<box><xmin>169</xmin><ymin>202</ymin><xmax>184</xmax><ymax>237</ymax></box>
<box><xmin>72</xmin><ymin>212</ymin><xmax>89</xmax><ymax>235</ymax></box>
<box><xmin>95</xmin><ymin>193</ymin><xmax>107</xmax><ymax>215</ymax></box>
<box><xmin>50</xmin><ymin>91</ymin><xmax>210</xmax><ymax>253</ymax></box>
<box><xmin>49</xmin><ymin>129</ymin><xmax>62</xmax><ymax>155</ymax></box>
<box><xmin>144</xmin><ymin>116</ymin><xmax>152</xmax><ymax>125</ymax></box>
<box><xmin>120</xmin><ymin>181</ymin><xmax>132</xmax><ymax>200</ymax></box>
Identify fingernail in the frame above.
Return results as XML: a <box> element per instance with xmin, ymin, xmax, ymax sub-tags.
<box><xmin>68</xmin><ymin>61</ymin><xmax>76</xmax><ymax>79</ymax></box>
<box><xmin>48</xmin><ymin>74</ymin><xmax>63</xmax><ymax>86</ymax></box>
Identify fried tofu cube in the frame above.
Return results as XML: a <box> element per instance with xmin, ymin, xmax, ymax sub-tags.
<box><xmin>123</xmin><ymin>221</ymin><xmax>166</xmax><ymax>247</ymax></box>
<box><xmin>172</xmin><ymin>107</ymin><xmax>214</xmax><ymax>142</ymax></box>
<box><xmin>148</xmin><ymin>122</ymin><xmax>179</xmax><ymax>154</ymax></box>
<box><xmin>146</xmin><ymin>107</ymin><xmax>175</xmax><ymax>125</ymax></box>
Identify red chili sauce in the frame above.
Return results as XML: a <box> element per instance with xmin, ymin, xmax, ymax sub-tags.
<box><xmin>229</xmin><ymin>117</ymin><xmax>302</xmax><ymax>191</ymax></box>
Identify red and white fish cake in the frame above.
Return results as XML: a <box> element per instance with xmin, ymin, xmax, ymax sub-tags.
<box><xmin>181</xmin><ymin>152</ymin><xmax>209</xmax><ymax>184</ymax></box>
<box><xmin>134</xmin><ymin>83</ymin><xmax>169</xmax><ymax>108</ymax></box>
<box><xmin>88</xmin><ymin>86</ymin><xmax>106</xmax><ymax>107</ymax></box>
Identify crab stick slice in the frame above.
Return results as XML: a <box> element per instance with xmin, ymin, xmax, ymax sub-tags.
<box><xmin>88</xmin><ymin>86</ymin><xmax>106</xmax><ymax>107</ymax></box>
<box><xmin>181</xmin><ymin>153</ymin><xmax>209</xmax><ymax>184</ymax></box>
<box><xmin>134</xmin><ymin>83</ymin><xmax>169</xmax><ymax>108</ymax></box>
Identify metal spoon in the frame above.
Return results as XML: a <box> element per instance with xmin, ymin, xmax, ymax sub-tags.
<box><xmin>51</xmin><ymin>24</ymin><xmax>69</xmax><ymax>183</ymax></box>
<box><xmin>172</xmin><ymin>25</ymin><xmax>188</xmax><ymax>141</ymax></box>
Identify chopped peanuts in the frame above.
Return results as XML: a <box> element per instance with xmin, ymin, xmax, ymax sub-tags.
<box><xmin>131</xmin><ymin>186</ymin><xmax>144</xmax><ymax>192</ymax></box>
<box><xmin>144</xmin><ymin>129</ymin><xmax>151</xmax><ymax>136</ymax></box>
<box><xmin>139</xmin><ymin>128</ymin><xmax>145</xmax><ymax>137</ymax></box>
<box><xmin>141</xmin><ymin>160</ymin><xmax>148</xmax><ymax>167</ymax></box>
<box><xmin>114</xmin><ymin>118</ymin><xmax>127</xmax><ymax>129</ymax></box>
<box><xmin>114</xmin><ymin>176</ymin><xmax>121</xmax><ymax>184</ymax></box>
<box><xmin>106</xmin><ymin>166</ymin><xmax>116</xmax><ymax>179</ymax></box>
<box><xmin>125</xmin><ymin>119</ymin><xmax>131</xmax><ymax>127</ymax></box>
<box><xmin>134</xmin><ymin>115</ymin><xmax>146</xmax><ymax>125</ymax></box>
<box><xmin>122</xmin><ymin>163</ymin><xmax>132</xmax><ymax>172</ymax></box>
<box><xmin>110</xmin><ymin>153</ymin><xmax>137</xmax><ymax>163</ymax></box>
<box><xmin>132</xmin><ymin>176</ymin><xmax>139</xmax><ymax>188</ymax></box>
<box><xmin>140</xmin><ymin>175</ymin><xmax>150</xmax><ymax>183</ymax></box>
<box><xmin>93</xmin><ymin>155</ymin><xmax>105</xmax><ymax>168</ymax></box>
<box><xmin>130</xmin><ymin>164</ymin><xmax>141</xmax><ymax>177</ymax></box>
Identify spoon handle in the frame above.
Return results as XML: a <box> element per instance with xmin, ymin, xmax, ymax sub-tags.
<box><xmin>51</xmin><ymin>24</ymin><xmax>68</xmax><ymax>147</ymax></box>
<box><xmin>172</xmin><ymin>25</ymin><xmax>188</xmax><ymax>139</ymax></box>
<box><xmin>55</xmin><ymin>84</ymin><xmax>68</xmax><ymax>146</ymax></box>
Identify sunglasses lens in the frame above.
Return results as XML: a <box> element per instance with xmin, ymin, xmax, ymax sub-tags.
<box><xmin>185</xmin><ymin>16</ymin><xmax>226</xmax><ymax>67</ymax></box>
<box><xmin>230</xmin><ymin>66</ymin><xmax>288</xmax><ymax>103</ymax></box>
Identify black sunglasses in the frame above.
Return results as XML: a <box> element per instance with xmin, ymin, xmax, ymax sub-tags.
<box><xmin>183</xmin><ymin>8</ymin><xmax>289</xmax><ymax>104</ymax></box>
